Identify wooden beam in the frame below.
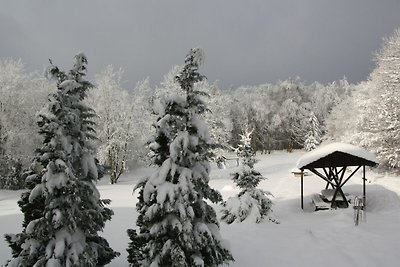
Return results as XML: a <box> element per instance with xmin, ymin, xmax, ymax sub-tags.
<box><xmin>338</xmin><ymin>166</ymin><xmax>347</xmax><ymax>185</ymax></box>
<box><xmin>328</xmin><ymin>167</ymin><xmax>349</xmax><ymax>208</ymax></box>
<box><xmin>330</xmin><ymin>168</ymin><xmax>341</xmax><ymax>207</ymax></box>
<box><xmin>341</xmin><ymin>165</ymin><xmax>362</xmax><ymax>187</ymax></box>
<box><xmin>323</xmin><ymin>167</ymin><xmax>330</xmax><ymax>180</ymax></box>
<box><xmin>308</xmin><ymin>168</ymin><xmax>336</xmax><ymax>187</ymax></box>
<box><xmin>323</xmin><ymin>168</ymin><xmax>332</xmax><ymax>189</ymax></box>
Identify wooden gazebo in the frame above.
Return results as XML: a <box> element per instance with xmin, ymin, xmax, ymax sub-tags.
<box><xmin>296</xmin><ymin>143</ymin><xmax>378</xmax><ymax>210</ymax></box>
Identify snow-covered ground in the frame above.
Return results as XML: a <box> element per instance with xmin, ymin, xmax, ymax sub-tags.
<box><xmin>1</xmin><ymin>150</ymin><xmax>400</xmax><ymax>266</ymax></box>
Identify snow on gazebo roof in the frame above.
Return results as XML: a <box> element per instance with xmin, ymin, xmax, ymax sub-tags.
<box><xmin>297</xmin><ymin>142</ymin><xmax>378</xmax><ymax>170</ymax></box>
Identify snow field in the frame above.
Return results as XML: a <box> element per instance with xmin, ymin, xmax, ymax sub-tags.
<box><xmin>1</xmin><ymin>151</ymin><xmax>400</xmax><ymax>266</ymax></box>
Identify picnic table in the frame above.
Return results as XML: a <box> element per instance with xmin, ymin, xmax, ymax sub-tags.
<box><xmin>311</xmin><ymin>189</ymin><xmax>352</xmax><ymax>211</ymax></box>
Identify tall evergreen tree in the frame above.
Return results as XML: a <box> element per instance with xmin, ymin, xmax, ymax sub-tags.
<box><xmin>4</xmin><ymin>53</ymin><xmax>119</xmax><ymax>266</ymax></box>
<box><xmin>127</xmin><ymin>48</ymin><xmax>234</xmax><ymax>267</ymax></box>
<box><xmin>221</xmin><ymin>129</ymin><xmax>276</xmax><ymax>224</ymax></box>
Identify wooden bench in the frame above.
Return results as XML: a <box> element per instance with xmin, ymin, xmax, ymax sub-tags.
<box><xmin>311</xmin><ymin>194</ymin><xmax>330</xmax><ymax>211</ymax></box>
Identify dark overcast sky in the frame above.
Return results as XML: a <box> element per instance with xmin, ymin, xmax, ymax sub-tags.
<box><xmin>1</xmin><ymin>0</ymin><xmax>400</xmax><ymax>89</ymax></box>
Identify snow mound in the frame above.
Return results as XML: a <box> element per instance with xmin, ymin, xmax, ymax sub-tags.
<box><xmin>366</xmin><ymin>188</ymin><xmax>400</xmax><ymax>213</ymax></box>
<box><xmin>297</xmin><ymin>142</ymin><xmax>378</xmax><ymax>169</ymax></box>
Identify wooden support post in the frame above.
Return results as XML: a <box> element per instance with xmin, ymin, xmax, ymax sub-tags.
<box><xmin>363</xmin><ymin>165</ymin><xmax>366</xmax><ymax>206</ymax></box>
<box><xmin>301</xmin><ymin>171</ymin><xmax>304</xmax><ymax>210</ymax></box>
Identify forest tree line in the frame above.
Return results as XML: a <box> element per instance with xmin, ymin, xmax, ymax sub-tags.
<box><xmin>2</xmin><ymin>28</ymin><xmax>400</xmax><ymax>189</ymax></box>
<box><xmin>0</xmin><ymin>60</ymin><xmax>351</xmax><ymax>188</ymax></box>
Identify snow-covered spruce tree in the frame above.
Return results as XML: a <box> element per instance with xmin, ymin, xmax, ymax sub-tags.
<box><xmin>126</xmin><ymin>76</ymin><xmax>190</xmax><ymax>266</ymax></box>
<box><xmin>127</xmin><ymin>48</ymin><xmax>234</xmax><ymax>267</ymax></box>
<box><xmin>221</xmin><ymin>129</ymin><xmax>276</xmax><ymax>224</ymax></box>
<box><xmin>304</xmin><ymin>112</ymin><xmax>322</xmax><ymax>151</ymax></box>
<box><xmin>126</xmin><ymin>79</ymin><xmax>185</xmax><ymax>266</ymax></box>
<box><xmin>4</xmin><ymin>53</ymin><xmax>119</xmax><ymax>266</ymax></box>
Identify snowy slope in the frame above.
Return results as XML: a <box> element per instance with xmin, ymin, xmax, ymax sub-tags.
<box><xmin>1</xmin><ymin>151</ymin><xmax>400</xmax><ymax>267</ymax></box>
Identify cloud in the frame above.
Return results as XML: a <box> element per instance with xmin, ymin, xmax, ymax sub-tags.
<box><xmin>0</xmin><ymin>14</ymin><xmax>29</xmax><ymax>60</ymax></box>
<box><xmin>1</xmin><ymin>0</ymin><xmax>400</xmax><ymax>88</ymax></box>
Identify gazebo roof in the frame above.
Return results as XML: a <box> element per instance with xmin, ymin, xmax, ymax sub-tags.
<box><xmin>297</xmin><ymin>143</ymin><xmax>378</xmax><ymax>170</ymax></box>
